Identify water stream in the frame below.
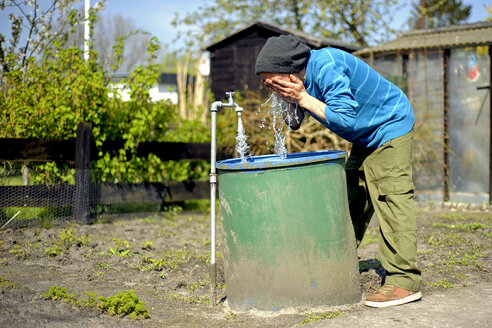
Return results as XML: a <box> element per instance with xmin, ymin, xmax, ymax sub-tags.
<box><xmin>235</xmin><ymin>93</ymin><xmax>302</xmax><ymax>162</ymax></box>
<box><xmin>258</xmin><ymin>93</ymin><xmax>302</xmax><ymax>159</ymax></box>
<box><xmin>235</xmin><ymin>113</ymin><xmax>251</xmax><ymax>164</ymax></box>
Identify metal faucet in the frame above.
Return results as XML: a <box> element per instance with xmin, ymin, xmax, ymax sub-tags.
<box><xmin>211</xmin><ymin>91</ymin><xmax>243</xmax><ymax>113</ymax></box>
<box><xmin>209</xmin><ymin>92</ymin><xmax>243</xmax><ymax>306</ymax></box>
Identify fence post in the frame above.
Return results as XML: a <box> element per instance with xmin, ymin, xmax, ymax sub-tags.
<box><xmin>73</xmin><ymin>122</ymin><xmax>92</xmax><ymax>224</ymax></box>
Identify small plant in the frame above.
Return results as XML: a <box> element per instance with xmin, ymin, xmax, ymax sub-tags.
<box><xmin>142</xmin><ymin>240</ymin><xmax>153</xmax><ymax>250</ymax></box>
<box><xmin>44</xmin><ymin>286</ymin><xmax>149</xmax><ymax>320</ymax></box>
<box><xmin>97</xmin><ymin>262</ymin><xmax>111</xmax><ymax>270</ymax></box>
<box><xmin>109</xmin><ymin>238</ymin><xmax>133</xmax><ymax>257</ymax></box>
<box><xmin>98</xmin><ymin>290</ymin><xmax>149</xmax><ymax>320</ymax></box>
<box><xmin>225</xmin><ymin>311</ymin><xmax>237</xmax><ymax>320</ymax></box>
<box><xmin>298</xmin><ymin>311</ymin><xmax>342</xmax><ymax>325</ymax></box>
<box><xmin>43</xmin><ymin>286</ymin><xmax>77</xmax><ymax>303</ymax></box>
<box><xmin>186</xmin><ymin>280</ymin><xmax>210</xmax><ymax>293</ymax></box>
<box><xmin>45</xmin><ymin>244</ymin><xmax>64</xmax><ymax>257</ymax></box>
<box><xmin>0</xmin><ymin>275</ymin><xmax>17</xmax><ymax>289</ymax></box>
<box><xmin>138</xmin><ymin>249</ymin><xmax>192</xmax><ymax>271</ymax></box>
<box><xmin>58</xmin><ymin>228</ymin><xmax>91</xmax><ymax>248</ymax></box>
<box><xmin>425</xmin><ymin>278</ymin><xmax>454</xmax><ymax>289</ymax></box>
<box><xmin>83</xmin><ymin>292</ymin><xmax>98</xmax><ymax>307</ymax></box>
<box><xmin>169</xmin><ymin>293</ymin><xmax>211</xmax><ymax>305</ymax></box>
<box><xmin>45</xmin><ymin>228</ymin><xmax>92</xmax><ymax>257</ymax></box>
<box><xmin>456</xmin><ymin>273</ymin><xmax>467</xmax><ymax>280</ymax></box>
<box><xmin>9</xmin><ymin>244</ymin><xmax>30</xmax><ymax>260</ymax></box>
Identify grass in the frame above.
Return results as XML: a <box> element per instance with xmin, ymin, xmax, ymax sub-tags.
<box><xmin>108</xmin><ymin>238</ymin><xmax>133</xmax><ymax>257</ymax></box>
<box><xmin>9</xmin><ymin>241</ymin><xmax>40</xmax><ymax>259</ymax></box>
<box><xmin>425</xmin><ymin>231</ymin><xmax>467</xmax><ymax>248</ymax></box>
<box><xmin>45</xmin><ymin>228</ymin><xmax>92</xmax><ymax>257</ymax></box>
<box><xmin>359</xmin><ymin>227</ymin><xmax>378</xmax><ymax>249</ymax></box>
<box><xmin>441</xmin><ymin>246</ymin><xmax>485</xmax><ymax>270</ymax></box>
<box><xmin>0</xmin><ymin>275</ymin><xmax>18</xmax><ymax>289</ymax></box>
<box><xmin>168</xmin><ymin>293</ymin><xmax>211</xmax><ymax>305</ymax></box>
<box><xmin>425</xmin><ymin>278</ymin><xmax>454</xmax><ymax>289</ymax></box>
<box><xmin>298</xmin><ymin>311</ymin><xmax>342</xmax><ymax>325</ymax></box>
<box><xmin>1</xmin><ymin>206</ymin><xmax>72</xmax><ymax>221</ymax></box>
<box><xmin>137</xmin><ymin>249</ymin><xmax>192</xmax><ymax>271</ymax></box>
<box><xmin>435</xmin><ymin>211</ymin><xmax>492</xmax><ymax>222</ymax></box>
<box><xmin>431</xmin><ymin>222</ymin><xmax>491</xmax><ymax>231</ymax></box>
<box><xmin>101</xmin><ymin>202</ymin><xmax>161</xmax><ymax>215</ymax></box>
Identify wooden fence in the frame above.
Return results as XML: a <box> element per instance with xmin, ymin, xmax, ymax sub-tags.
<box><xmin>0</xmin><ymin>123</ymin><xmax>232</xmax><ymax>224</ymax></box>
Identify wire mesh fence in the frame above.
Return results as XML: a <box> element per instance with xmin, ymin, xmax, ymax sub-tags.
<box><xmin>0</xmin><ymin>166</ymin><xmax>164</xmax><ymax>230</ymax></box>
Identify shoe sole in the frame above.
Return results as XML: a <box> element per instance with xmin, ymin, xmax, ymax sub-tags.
<box><xmin>364</xmin><ymin>291</ymin><xmax>422</xmax><ymax>308</ymax></box>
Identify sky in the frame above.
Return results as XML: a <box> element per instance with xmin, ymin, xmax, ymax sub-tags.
<box><xmin>100</xmin><ymin>0</ymin><xmax>492</xmax><ymax>49</ymax></box>
<box><xmin>1</xmin><ymin>0</ymin><xmax>491</xmax><ymax>55</ymax></box>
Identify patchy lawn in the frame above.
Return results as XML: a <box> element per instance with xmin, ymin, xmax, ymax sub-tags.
<box><xmin>0</xmin><ymin>205</ymin><xmax>490</xmax><ymax>327</ymax></box>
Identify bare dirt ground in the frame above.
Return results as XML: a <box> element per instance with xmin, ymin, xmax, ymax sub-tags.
<box><xmin>0</xmin><ymin>204</ymin><xmax>491</xmax><ymax>327</ymax></box>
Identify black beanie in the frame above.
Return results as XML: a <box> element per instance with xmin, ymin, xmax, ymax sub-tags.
<box><xmin>255</xmin><ymin>34</ymin><xmax>310</xmax><ymax>75</ymax></box>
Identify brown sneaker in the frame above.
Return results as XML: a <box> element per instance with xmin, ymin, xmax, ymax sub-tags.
<box><xmin>364</xmin><ymin>284</ymin><xmax>422</xmax><ymax>308</ymax></box>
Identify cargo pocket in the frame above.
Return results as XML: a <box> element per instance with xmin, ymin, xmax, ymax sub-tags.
<box><xmin>377</xmin><ymin>178</ymin><xmax>415</xmax><ymax>197</ymax></box>
<box><xmin>375</xmin><ymin>178</ymin><xmax>417</xmax><ymax>233</ymax></box>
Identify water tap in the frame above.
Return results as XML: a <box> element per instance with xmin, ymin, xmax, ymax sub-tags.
<box><xmin>211</xmin><ymin>92</ymin><xmax>243</xmax><ymax>114</ymax></box>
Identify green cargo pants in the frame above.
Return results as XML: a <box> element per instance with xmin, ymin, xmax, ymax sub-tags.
<box><xmin>346</xmin><ymin>130</ymin><xmax>422</xmax><ymax>292</ymax></box>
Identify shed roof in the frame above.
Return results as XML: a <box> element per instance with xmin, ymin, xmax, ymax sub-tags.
<box><xmin>205</xmin><ymin>21</ymin><xmax>361</xmax><ymax>52</ymax></box>
<box><xmin>354</xmin><ymin>21</ymin><xmax>492</xmax><ymax>56</ymax></box>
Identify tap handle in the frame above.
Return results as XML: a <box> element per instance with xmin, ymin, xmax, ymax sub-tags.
<box><xmin>225</xmin><ymin>91</ymin><xmax>235</xmax><ymax>100</ymax></box>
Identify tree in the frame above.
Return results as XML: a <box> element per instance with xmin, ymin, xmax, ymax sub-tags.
<box><xmin>0</xmin><ymin>1</ymin><xmax>152</xmax><ymax>74</ymax></box>
<box><xmin>171</xmin><ymin>0</ymin><xmax>402</xmax><ymax>48</ymax></box>
<box><xmin>66</xmin><ymin>11</ymin><xmax>153</xmax><ymax>72</ymax></box>
<box><xmin>0</xmin><ymin>0</ymin><xmax>80</xmax><ymax>72</ymax></box>
<box><xmin>408</xmin><ymin>0</ymin><xmax>472</xmax><ymax>29</ymax></box>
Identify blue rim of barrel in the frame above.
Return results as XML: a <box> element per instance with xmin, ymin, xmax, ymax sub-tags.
<box><xmin>216</xmin><ymin>150</ymin><xmax>347</xmax><ymax>170</ymax></box>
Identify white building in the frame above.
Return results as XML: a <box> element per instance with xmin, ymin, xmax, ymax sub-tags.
<box><xmin>109</xmin><ymin>73</ymin><xmax>182</xmax><ymax>104</ymax></box>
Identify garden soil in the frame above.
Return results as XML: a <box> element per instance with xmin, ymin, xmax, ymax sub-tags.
<box><xmin>0</xmin><ymin>205</ymin><xmax>490</xmax><ymax>327</ymax></box>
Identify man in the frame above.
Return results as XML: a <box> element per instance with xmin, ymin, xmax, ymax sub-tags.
<box><xmin>255</xmin><ymin>34</ymin><xmax>422</xmax><ymax>308</ymax></box>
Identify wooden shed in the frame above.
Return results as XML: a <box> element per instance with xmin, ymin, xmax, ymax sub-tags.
<box><xmin>205</xmin><ymin>21</ymin><xmax>361</xmax><ymax>99</ymax></box>
<box><xmin>354</xmin><ymin>21</ymin><xmax>492</xmax><ymax>204</ymax></box>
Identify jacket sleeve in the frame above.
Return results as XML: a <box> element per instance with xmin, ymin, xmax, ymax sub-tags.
<box><xmin>317</xmin><ymin>63</ymin><xmax>358</xmax><ymax>132</ymax></box>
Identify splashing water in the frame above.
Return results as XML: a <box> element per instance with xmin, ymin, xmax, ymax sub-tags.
<box><xmin>235</xmin><ymin>113</ymin><xmax>250</xmax><ymax>164</ymax></box>
<box><xmin>259</xmin><ymin>93</ymin><xmax>303</xmax><ymax>159</ymax></box>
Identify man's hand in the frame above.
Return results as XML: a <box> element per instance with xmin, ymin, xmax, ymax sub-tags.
<box><xmin>262</xmin><ymin>74</ymin><xmax>328</xmax><ymax>121</ymax></box>
<box><xmin>262</xmin><ymin>74</ymin><xmax>307</xmax><ymax>104</ymax></box>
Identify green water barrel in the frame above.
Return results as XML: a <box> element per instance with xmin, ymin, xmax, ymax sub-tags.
<box><xmin>217</xmin><ymin>151</ymin><xmax>361</xmax><ymax>311</ymax></box>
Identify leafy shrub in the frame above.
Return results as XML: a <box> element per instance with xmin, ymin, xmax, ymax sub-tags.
<box><xmin>44</xmin><ymin>286</ymin><xmax>149</xmax><ymax>320</ymax></box>
<box><xmin>97</xmin><ymin>290</ymin><xmax>149</xmax><ymax>320</ymax></box>
<box><xmin>0</xmin><ymin>9</ymin><xmax>212</xmax><ymax>185</ymax></box>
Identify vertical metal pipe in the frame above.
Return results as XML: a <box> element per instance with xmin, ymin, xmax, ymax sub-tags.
<box><xmin>84</xmin><ymin>0</ymin><xmax>90</xmax><ymax>62</ymax></box>
<box><xmin>209</xmin><ymin>95</ymin><xmax>238</xmax><ymax>305</ymax></box>
<box><xmin>210</xmin><ymin>101</ymin><xmax>220</xmax><ymax>305</ymax></box>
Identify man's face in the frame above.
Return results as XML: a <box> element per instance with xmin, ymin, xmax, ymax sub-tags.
<box><xmin>259</xmin><ymin>72</ymin><xmax>291</xmax><ymax>82</ymax></box>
